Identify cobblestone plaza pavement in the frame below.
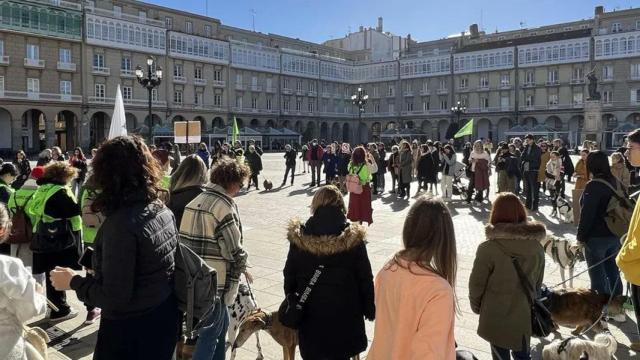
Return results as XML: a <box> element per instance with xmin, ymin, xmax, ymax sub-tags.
<box><xmin>45</xmin><ymin>153</ymin><xmax>639</xmax><ymax>360</ymax></box>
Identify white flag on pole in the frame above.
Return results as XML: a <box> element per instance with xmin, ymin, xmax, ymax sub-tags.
<box><xmin>108</xmin><ymin>84</ymin><xmax>128</xmax><ymax>139</ymax></box>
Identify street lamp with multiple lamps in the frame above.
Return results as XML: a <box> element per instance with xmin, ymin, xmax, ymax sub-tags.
<box><xmin>450</xmin><ymin>100</ymin><xmax>467</xmax><ymax>125</ymax></box>
<box><xmin>351</xmin><ymin>86</ymin><xmax>368</xmax><ymax>144</ymax></box>
<box><xmin>135</xmin><ymin>57</ymin><xmax>162</xmax><ymax>140</ymax></box>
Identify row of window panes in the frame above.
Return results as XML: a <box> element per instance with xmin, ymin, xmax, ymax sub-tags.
<box><xmin>86</xmin><ymin>17</ymin><xmax>165</xmax><ymax>50</ymax></box>
<box><xmin>231</xmin><ymin>47</ymin><xmax>279</xmax><ymax>71</ymax></box>
<box><xmin>518</xmin><ymin>42</ymin><xmax>589</xmax><ymax>65</ymax></box>
<box><xmin>170</xmin><ymin>34</ymin><xmax>227</xmax><ymax>60</ymax></box>
<box><xmin>400</xmin><ymin>57</ymin><xmax>450</xmax><ymax>76</ymax></box>
<box><xmin>595</xmin><ymin>36</ymin><xmax>640</xmax><ymax>57</ymax></box>
<box><xmin>454</xmin><ymin>51</ymin><xmax>514</xmax><ymax>72</ymax></box>
<box><xmin>0</xmin><ymin>2</ymin><xmax>82</xmax><ymax>37</ymax></box>
<box><xmin>282</xmin><ymin>54</ymin><xmax>319</xmax><ymax>77</ymax></box>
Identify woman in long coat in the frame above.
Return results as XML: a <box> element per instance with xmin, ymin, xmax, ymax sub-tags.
<box><xmin>284</xmin><ymin>186</ymin><xmax>375</xmax><ymax>360</ymax></box>
<box><xmin>398</xmin><ymin>141</ymin><xmax>413</xmax><ymax>199</ymax></box>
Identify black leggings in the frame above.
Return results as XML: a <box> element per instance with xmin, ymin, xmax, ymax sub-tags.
<box><xmin>632</xmin><ymin>284</ymin><xmax>640</xmax><ymax>335</ymax></box>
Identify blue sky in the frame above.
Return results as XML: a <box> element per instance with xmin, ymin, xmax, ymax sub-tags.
<box><xmin>148</xmin><ymin>0</ymin><xmax>637</xmax><ymax>44</ymax></box>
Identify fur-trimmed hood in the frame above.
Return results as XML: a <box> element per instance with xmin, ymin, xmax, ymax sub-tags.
<box><xmin>485</xmin><ymin>221</ymin><xmax>547</xmax><ymax>242</ymax></box>
<box><xmin>286</xmin><ymin>218</ymin><xmax>367</xmax><ymax>256</ymax></box>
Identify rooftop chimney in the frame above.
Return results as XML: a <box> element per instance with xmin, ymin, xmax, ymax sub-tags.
<box><xmin>595</xmin><ymin>6</ymin><xmax>604</xmax><ymax>16</ymax></box>
<box><xmin>377</xmin><ymin>17</ymin><xmax>383</xmax><ymax>32</ymax></box>
<box><xmin>359</xmin><ymin>25</ymin><xmax>364</xmax><ymax>32</ymax></box>
<box><xmin>469</xmin><ymin>23</ymin><xmax>479</xmax><ymax>38</ymax></box>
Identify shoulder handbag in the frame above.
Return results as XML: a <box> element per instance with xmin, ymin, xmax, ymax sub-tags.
<box><xmin>510</xmin><ymin>256</ymin><xmax>555</xmax><ymax>337</ymax></box>
<box><xmin>346</xmin><ymin>165</ymin><xmax>365</xmax><ymax>195</ymax></box>
<box><xmin>278</xmin><ymin>264</ymin><xmax>324</xmax><ymax>329</ymax></box>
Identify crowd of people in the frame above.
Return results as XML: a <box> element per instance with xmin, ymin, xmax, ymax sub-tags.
<box><xmin>1</xmin><ymin>129</ymin><xmax>640</xmax><ymax>360</ymax></box>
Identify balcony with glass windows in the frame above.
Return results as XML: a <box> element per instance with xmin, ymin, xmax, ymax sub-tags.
<box><xmin>57</xmin><ymin>62</ymin><xmax>76</xmax><ymax>72</ymax></box>
<box><xmin>2</xmin><ymin>2</ymin><xmax>82</xmax><ymax>40</ymax></box>
<box><xmin>24</xmin><ymin>58</ymin><xmax>45</xmax><ymax>69</ymax></box>
<box><xmin>168</xmin><ymin>32</ymin><xmax>229</xmax><ymax>64</ymax></box>
<box><xmin>92</xmin><ymin>66</ymin><xmax>110</xmax><ymax>75</ymax></box>
<box><xmin>0</xmin><ymin>56</ymin><xmax>9</xmax><ymax>65</ymax></box>
<box><xmin>213</xmin><ymin>80</ymin><xmax>226</xmax><ymax>88</ymax></box>
<box><xmin>194</xmin><ymin>78</ymin><xmax>207</xmax><ymax>86</ymax></box>
<box><xmin>85</xmin><ymin>5</ymin><xmax>164</xmax><ymax>27</ymax></box>
<box><xmin>0</xmin><ymin>91</ymin><xmax>81</xmax><ymax>103</ymax></box>
<box><xmin>85</xmin><ymin>14</ymin><xmax>166</xmax><ymax>55</ymax></box>
<box><xmin>120</xmin><ymin>69</ymin><xmax>136</xmax><ymax>78</ymax></box>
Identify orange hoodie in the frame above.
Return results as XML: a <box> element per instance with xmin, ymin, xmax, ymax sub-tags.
<box><xmin>368</xmin><ymin>259</ymin><xmax>456</xmax><ymax>360</ymax></box>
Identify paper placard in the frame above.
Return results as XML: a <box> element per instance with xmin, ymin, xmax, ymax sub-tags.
<box><xmin>174</xmin><ymin>121</ymin><xmax>201</xmax><ymax>144</ymax></box>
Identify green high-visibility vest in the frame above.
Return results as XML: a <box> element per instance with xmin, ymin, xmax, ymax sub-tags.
<box><xmin>161</xmin><ymin>174</ymin><xmax>171</xmax><ymax>190</ymax></box>
<box><xmin>7</xmin><ymin>186</ymin><xmax>38</xmax><ymax>224</ymax></box>
<box><xmin>26</xmin><ymin>184</ymin><xmax>82</xmax><ymax>233</ymax></box>
<box><xmin>80</xmin><ymin>189</ymin><xmax>98</xmax><ymax>244</ymax></box>
<box><xmin>0</xmin><ymin>181</ymin><xmax>14</xmax><ymax>201</ymax></box>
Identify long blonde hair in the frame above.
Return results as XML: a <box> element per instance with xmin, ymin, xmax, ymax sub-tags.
<box><xmin>473</xmin><ymin>140</ymin><xmax>483</xmax><ymax>153</ymax></box>
<box><xmin>391</xmin><ymin>197</ymin><xmax>458</xmax><ymax>310</ymax></box>
<box><xmin>169</xmin><ymin>155</ymin><xmax>207</xmax><ymax>192</ymax></box>
<box><xmin>310</xmin><ymin>185</ymin><xmax>345</xmax><ymax>214</ymax></box>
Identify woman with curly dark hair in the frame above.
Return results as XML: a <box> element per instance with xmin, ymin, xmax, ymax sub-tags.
<box><xmin>50</xmin><ymin>136</ymin><xmax>180</xmax><ymax>360</ymax></box>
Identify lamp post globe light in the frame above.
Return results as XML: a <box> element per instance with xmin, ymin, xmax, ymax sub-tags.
<box><xmin>351</xmin><ymin>86</ymin><xmax>368</xmax><ymax>144</ymax></box>
<box><xmin>136</xmin><ymin>56</ymin><xmax>162</xmax><ymax>141</ymax></box>
<box><xmin>450</xmin><ymin>100</ymin><xmax>467</xmax><ymax>125</ymax></box>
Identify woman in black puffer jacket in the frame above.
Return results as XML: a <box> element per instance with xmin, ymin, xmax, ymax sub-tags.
<box><xmin>284</xmin><ymin>185</ymin><xmax>375</xmax><ymax>360</ymax></box>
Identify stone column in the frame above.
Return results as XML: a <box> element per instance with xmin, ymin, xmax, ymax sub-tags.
<box><xmin>44</xmin><ymin>110</ymin><xmax>58</xmax><ymax>148</ymax></box>
<box><xmin>11</xmin><ymin>111</ymin><xmax>23</xmax><ymax>151</ymax></box>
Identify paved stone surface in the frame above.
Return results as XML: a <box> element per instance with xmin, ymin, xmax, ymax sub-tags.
<box><xmin>42</xmin><ymin>152</ymin><xmax>638</xmax><ymax>360</ymax></box>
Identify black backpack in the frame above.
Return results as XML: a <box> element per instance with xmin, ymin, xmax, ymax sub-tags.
<box><xmin>506</xmin><ymin>157</ymin><xmax>521</xmax><ymax>178</ymax></box>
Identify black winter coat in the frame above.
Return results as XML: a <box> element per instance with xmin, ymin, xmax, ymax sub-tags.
<box><xmin>577</xmin><ymin>177</ymin><xmax>617</xmax><ymax>242</ymax></box>
<box><xmin>245</xmin><ymin>151</ymin><xmax>263</xmax><ymax>174</ymax></box>
<box><xmin>284</xmin><ymin>149</ymin><xmax>297</xmax><ymax>167</ymax></box>
<box><xmin>284</xmin><ymin>208</ymin><xmax>375</xmax><ymax>359</ymax></box>
<box><xmin>167</xmin><ymin>185</ymin><xmax>204</xmax><ymax>226</ymax></box>
<box><xmin>12</xmin><ymin>158</ymin><xmax>31</xmax><ymax>188</ymax></box>
<box><xmin>417</xmin><ymin>151</ymin><xmax>439</xmax><ymax>183</ymax></box>
<box><xmin>71</xmin><ymin>199</ymin><xmax>177</xmax><ymax>320</ymax></box>
<box><xmin>521</xmin><ymin>144</ymin><xmax>542</xmax><ymax>171</ymax></box>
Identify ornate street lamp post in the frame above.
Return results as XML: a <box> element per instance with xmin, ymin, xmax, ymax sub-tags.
<box><xmin>450</xmin><ymin>100</ymin><xmax>467</xmax><ymax>126</ymax></box>
<box><xmin>136</xmin><ymin>57</ymin><xmax>162</xmax><ymax>141</ymax></box>
<box><xmin>351</xmin><ymin>86</ymin><xmax>368</xmax><ymax>144</ymax></box>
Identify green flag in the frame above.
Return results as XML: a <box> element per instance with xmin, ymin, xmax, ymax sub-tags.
<box><xmin>232</xmin><ymin>116</ymin><xmax>239</xmax><ymax>144</ymax></box>
<box><xmin>454</xmin><ymin>118</ymin><xmax>474</xmax><ymax>138</ymax></box>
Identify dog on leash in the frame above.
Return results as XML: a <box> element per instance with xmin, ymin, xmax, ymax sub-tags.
<box><xmin>226</xmin><ymin>283</ymin><xmax>264</xmax><ymax>359</ymax></box>
<box><xmin>263</xmin><ymin>179</ymin><xmax>273</xmax><ymax>191</ymax></box>
<box><xmin>231</xmin><ymin>310</ymin><xmax>298</xmax><ymax>360</ymax></box>
<box><xmin>547</xmin><ymin>288</ymin><xmax>628</xmax><ymax>335</ymax></box>
<box><xmin>554</xmin><ymin>196</ymin><xmax>574</xmax><ymax>224</ymax></box>
<box><xmin>540</xmin><ymin>235</ymin><xmax>584</xmax><ymax>288</ymax></box>
<box><xmin>542</xmin><ymin>332</ymin><xmax>616</xmax><ymax>360</ymax></box>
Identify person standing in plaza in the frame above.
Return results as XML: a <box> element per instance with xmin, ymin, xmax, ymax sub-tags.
<box><xmin>12</xmin><ymin>150</ymin><xmax>31</xmax><ymax>190</ymax></box>
<box><xmin>466</xmin><ymin>140</ymin><xmax>490</xmax><ymax>204</ymax></box>
<box><xmin>616</xmin><ymin>128</ymin><xmax>640</xmax><ymax>352</ymax></box>
<box><xmin>368</xmin><ymin>197</ymin><xmax>457</xmax><ymax>360</ymax></box>
<box><xmin>245</xmin><ymin>145</ymin><xmax>263</xmax><ymax>191</ymax></box>
<box><xmin>611</xmin><ymin>152</ymin><xmax>631</xmax><ymax>190</ymax></box>
<box><xmin>469</xmin><ymin>193</ymin><xmax>546</xmax><ymax>360</ymax></box>
<box><xmin>170</xmin><ymin>143</ymin><xmax>182</xmax><ymax>175</ymax></box>
<box><xmin>347</xmin><ymin>147</ymin><xmax>373</xmax><ymax>225</ymax></box>
<box><xmin>376</xmin><ymin>143</ymin><xmax>387</xmax><ymax>194</ymax></box>
<box><xmin>179</xmin><ymin>157</ymin><xmax>251</xmax><ymax>360</ymax></box>
<box><xmin>411</xmin><ymin>140</ymin><xmax>420</xmax><ymax>178</ymax></box>
<box><xmin>197</xmin><ymin>142</ymin><xmax>211</xmax><ymax>169</ymax></box>
<box><xmin>282</xmin><ymin>144</ymin><xmax>297</xmax><ymax>187</ymax></box>
<box><xmin>51</xmin><ymin>147</ymin><xmax>65</xmax><ymax>162</ymax></box>
<box><xmin>495</xmin><ymin>144</ymin><xmax>516</xmax><ymax>194</ymax></box>
<box><xmin>167</xmin><ymin>155</ymin><xmax>207</xmax><ymax>226</ymax></box>
<box><xmin>26</xmin><ymin>162</ymin><xmax>82</xmax><ymax>322</ymax></box>
<box><xmin>440</xmin><ymin>145</ymin><xmax>457</xmax><ymax>201</ymax></box>
<box><xmin>545</xmin><ymin>151</ymin><xmax>563</xmax><ymax>217</ymax></box>
<box><xmin>537</xmin><ymin>142</ymin><xmax>550</xmax><ymax>195</ymax></box>
<box><xmin>69</xmin><ymin>147</ymin><xmax>87</xmax><ymax>198</ymax></box>
<box><xmin>36</xmin><ymin>149</ymin><xmax>52</xmax><ymax>167</ymax></box>
<box><xmin>367</xmin><ymin>144</ymin><xmax>380</xmax><ymax>195</ymax></box>
<box><xmin>572</xmin><ymin>149</ymin><xmax>590</xmax><ymax>225</ymax></box>
<box><xmin>50</xmin><ymin>136</ymin><xmax>180</xmax><ymax>360</ymax></box>
<box><xmin>322</xmin><ymin>145</ymin><xmax>338</xmax><ymax>186</ymax></box>
<box><xmin>300</xmin><ymin>144</ymin><xmax>309</xmax><ymax>174</ymax></box>
<box><xmin>388</xmin><ymin>145</ymin><xmax>400</xmax><ymax>194</ymax></box>
<box><xmin>0</xmin><ymin>203</ymin><xmax>48</xmax><ymax>360</ymax></box>
<box><xmin>308</xmin><ymin>139</ymin><xmax>324</xmax><ymax>187</ymax></box>
<box><xmin>399</xmin><ymin>141</ymin><xmax>413</xmax><ymax>199</ymax></box>
<box><xmin>284</xmin><ymin>185</ymin><xmax>375</xmax><ymax>360</ymax></box>
<box><xmin>521</xmin><ymin>134</ymin><xmax>541</xmax><ymax>211</ymax></box>
<box><xmin>577</xmin><ymin>151</ymin><xmax>623</xmax><ymax>299</ymax></box>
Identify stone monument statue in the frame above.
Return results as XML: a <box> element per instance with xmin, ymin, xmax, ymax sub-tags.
<box><xmin>587</xmin><ymin>69</ymin><xmax>601</xmax><ymax>101</ymax></box>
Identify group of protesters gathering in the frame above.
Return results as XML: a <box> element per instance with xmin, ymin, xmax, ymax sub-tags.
<box><xmin>2</xmin><ymin>127</ymin><xmax>640</xmax><ymax>360</ymax></box>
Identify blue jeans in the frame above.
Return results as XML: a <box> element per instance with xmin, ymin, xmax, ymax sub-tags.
<box><xmin>491</xmin><ymin>337</ymin><xmax>530</xmax><ymax>360</ymax></box>
<box><xmin>192</xmin><ymin>299</ymin><xmax>229</xmax><ymax>360</ymax></box>
<box><xmin>584</xmin><ymin>236</ymin><xmax>622</xmax><ymax>296</ymax></box>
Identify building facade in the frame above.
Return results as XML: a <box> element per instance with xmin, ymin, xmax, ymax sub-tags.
<box><xmin>0</xmin><ymin>1</ymin><xmax>639</xmax><ymax>153</ymax></box>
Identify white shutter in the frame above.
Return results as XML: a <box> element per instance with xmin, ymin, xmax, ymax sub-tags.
<box><xmin>632</xmin><ymin>89</ymin><xmax>638</xmax><ymax>104</ymax></box>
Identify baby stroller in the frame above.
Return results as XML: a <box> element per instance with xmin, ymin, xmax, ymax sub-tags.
<box><xmin>451</xmin><ymin>162</ymin><xmax>469</xmax><ymax>200</ymax></box>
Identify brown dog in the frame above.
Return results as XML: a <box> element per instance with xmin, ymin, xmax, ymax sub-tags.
<box><xmin>547</xmin><ymin>288</ymin><xmax>627</xmax><ymax>335</ymax></box>
<box><xmin>231</xmin><ymin>310</ymin><xmax>297</xmax><ymax>360</ymax></box>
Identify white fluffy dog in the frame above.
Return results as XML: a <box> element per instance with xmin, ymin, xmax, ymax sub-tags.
<box><xmin>542</xmin><ymin>332</ymin><xmax>617</xmax><ymax>360</ymax></box>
